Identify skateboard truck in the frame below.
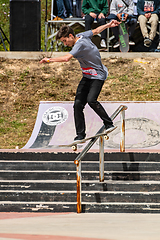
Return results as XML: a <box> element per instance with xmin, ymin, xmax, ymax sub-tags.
<box><xmin>71</xmin><ymin>132</ymin><xmax>110</xmax><ymax>151</ymax></box>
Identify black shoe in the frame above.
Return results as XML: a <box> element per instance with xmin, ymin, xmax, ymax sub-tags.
<box><xmin>105</xmin><ymin>124</ymin><xmax>115</xmax><ymax>131</ymax></box>
<box><xmin>74</xmin><ymin>134</ymin><xmax>86</xmax><ymax>141</ymax></box>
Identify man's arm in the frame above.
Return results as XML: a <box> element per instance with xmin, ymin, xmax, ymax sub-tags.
<box><xmin>92</xmin><ymin>20</ymin><xmax>120</xmax><ymax>36</ymax></box>
<box><xmin>40</xmin><ymin>53</ymin><xmax>73</xmax><ymax>64</ymax></box>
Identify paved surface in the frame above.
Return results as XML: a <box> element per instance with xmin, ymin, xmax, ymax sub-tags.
<box><xmin>1</xmin><ymin>51</ymin><xmax>160</xmax><ymax>60</ymax></box>
<box><xmin>0</xmin><ymin>212</ymin><xmax>160</xmax><ymax>240</ymax></box>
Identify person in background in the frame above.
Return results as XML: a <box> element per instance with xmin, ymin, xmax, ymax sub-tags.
<box><xmin>108</xmin><ymin>0</ymin><xmax>137</xmax><ymax>48</ymax></box>
<box><xmin>133</xmin><ymin>0</ymin><xmax>138</xmax><ymax>17</ymax></box>
<box><xmin>71</xmin><ymin>0</ymin><xmax>83</xmax><ymax>18</ymax></box>
<box><xmin>157</xmin><ymin>19</ymin><xmax>160</xmax><ymax>50</ymax></box>
<box><xmin>137</xmin><ymin>0</ymin><xmax>160</xmax><ymax>47</ymax></box>
<box><xmin>82</xmin><ymin>0</ymin><xmax>109</xmax><ymax>48</ymax></box>
<box><xmin>55</xmin><ymin>0</ymin><xmax>73</xmax><ymax>19</ymax></box>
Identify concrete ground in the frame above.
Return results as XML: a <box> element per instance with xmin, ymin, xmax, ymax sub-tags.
<box><xmin>1</xmin><ymin>51</ymin><xmax>160</xmax><ymax>60</ymax></box>
<box><xmin>0</xmin><ymin>212</ymin><xmax>160</xmax><ymax>240</ymax></box>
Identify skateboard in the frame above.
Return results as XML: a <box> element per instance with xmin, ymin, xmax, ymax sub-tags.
<box><xmin>58</xmin><ymin>126</ymin><xmax>117</xmax><ymax>151</ymax></box>
<box><xmin>118</xmin><ymin>21</ymin><xmax>129</xmax><ymax>52</ymax></box>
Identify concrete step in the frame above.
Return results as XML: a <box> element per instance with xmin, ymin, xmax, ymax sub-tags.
<box><xmin>0</xmin><ymin>151</ymin><xmax>160</xmax><ymax>213</ymax></box>
<box><xmin>1</xmin><ymin>161</ymin><xmax>160</xmax><ymax>171</ymax></box>
<box><xmin>1</xmin><ymin>152</ymin><xmax>160</xmax><ymax>162</ymax></box>
<box><xmin>0</xmin><ymin>201</ymin><xmax>160</xmax><ymax>213</ymax></box>
<box><xmin>1</xmin><ymin>190</ymin><xmax>160</xmax><ymax>203</ymax></box>
<box><xmin>0</xmin><ymin>170</ymin><xmax>160</xmax><ymax>181</ymax></box>
<box><xmin>1</xmin><ymin>180</ymin><xmax>160</xmax><ymax>192</ymax></box>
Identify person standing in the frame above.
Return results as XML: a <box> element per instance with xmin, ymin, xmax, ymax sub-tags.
<box><xmin>82</xmin><ymin>0</ymin><xmax>109</xmax><ymax>48</ymax></box>
<box><xmin>137</xmin><ymin>0</ymin><xmax>160</xmax><ymax>47</ymax></box>
<box><xmin>40</xmin><ymin>20</ymin><xmax>120</xmax><ymax>141</ymax></box>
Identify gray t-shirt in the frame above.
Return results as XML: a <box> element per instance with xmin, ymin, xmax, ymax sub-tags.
<box><xmin>69</xmin><ymin>30</ymin><xmax>108</xmax><ymax>81</ymax></box>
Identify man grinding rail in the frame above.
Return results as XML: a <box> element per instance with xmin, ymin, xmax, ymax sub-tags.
<box><xmin>40</xmin><ymin>20</ymin><xmax>120</xmax><ymax>142</ymax></box>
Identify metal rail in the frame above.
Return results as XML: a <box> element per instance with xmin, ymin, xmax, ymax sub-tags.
<box><xmin>74</xmin><ymin>105</ymin><xmax>127</xmax><ymax>213</ymax></box>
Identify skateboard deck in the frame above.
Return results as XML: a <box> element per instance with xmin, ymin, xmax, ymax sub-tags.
<box><xmin>118</xmin><ymin>22</ymin><xmax>129</xmax><ymax>52</ymax></box>
<box><xmin>58</xmin><ymin>126</ymin><xmax>117</xmax><ymax>151</ymax></box>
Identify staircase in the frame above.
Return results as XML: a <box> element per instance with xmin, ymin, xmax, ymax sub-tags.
<box><xmin>0</xmin><ymin>151</ymin><xmax>160</xmax><ymax>213</ymax></box>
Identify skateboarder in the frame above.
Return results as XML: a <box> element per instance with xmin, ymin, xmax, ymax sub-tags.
<box><xmin>40</xmin><ymin>20</ymin><xmax>120</xmax><ymax>141</ymax></box>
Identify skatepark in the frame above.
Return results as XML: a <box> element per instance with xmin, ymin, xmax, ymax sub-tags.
<box><xmin>1</xmin><ymin>0</ymin><xmax>160</xmax><ymax>236</ymax></box>
<box><xmin>1</xmin><ymin>52</ymin><xmax>160</xmax><ymax>239</ymax></box>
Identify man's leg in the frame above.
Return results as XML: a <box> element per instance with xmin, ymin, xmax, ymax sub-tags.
<box><xmin>97</xmin><ymin>16</ymin><xmax>107</xmax><ymax>39</ymax></box>
<box><xmin>56</xmin><ymin>0</ymin><xmax>65</xmax><ymax>18</ymax></box>
<box><xmin>85</xmin><ymin>14</ymin><xmax>94</xmax><ymax>31</ymax></box>
<box><xmin>73</xmin><ymin>77</ymin><xmax>89</xmax><ymax>139</ymax></box>
<box><xmin>76</xmin><ymin>0</ymin><xmax>82</xmax><ymax>18</ymax></box>
<box><xmin>63</xmin><ymin>0</ymin><xmax>73</xmax><ymax>17</ymax></box>
<box><xmin>148</xmin><ymin>14</ymin><xmax>159</xmax><ymax>40</ymax></box>
<box><xmin>138</xmin><ymin>15</ymin><xmax>148</xmax><ymax>39</ymax></box>
<box><xmin>107</xmin><ymin>14</ymin><xmax>119</xmax><ymax>48</ymax></box>
<box><xmin>87</xmin><ymin>79</ymin><xmax>113</xmax><ymax>128</ymax></box>
<box><xmin>128</xmin><ymin>18</ymin><xmax>137</xmax><ymax>39</ymax></box>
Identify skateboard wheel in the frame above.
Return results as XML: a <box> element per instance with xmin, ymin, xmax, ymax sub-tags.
<box><xmin>104</xmin><ymin>135</ymin><xmax>109</xmax><ymax>140</ymax></box>
<box><xmin>72</xmin><ymin>145</ymin><xmax>77</xmax><ymax>151</ymax></box>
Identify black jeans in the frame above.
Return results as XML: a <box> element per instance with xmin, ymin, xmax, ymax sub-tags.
<box><xmin>73</xmin><ymin>77</ymin><xmax>113</xmax><ymax>137</ymax></box>
<box><xmin>85</xmin><ymin>14</ymin><xmax>107</xmax><ymax>39</ymax></box>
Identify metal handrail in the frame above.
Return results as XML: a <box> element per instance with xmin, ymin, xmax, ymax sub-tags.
<box><xmin>74</xmin><ymin>105</ymin><xmax>128</xmax><ymax>213</ymax></box>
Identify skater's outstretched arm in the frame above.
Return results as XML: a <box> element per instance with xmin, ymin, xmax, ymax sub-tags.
<box><xmin>92</xmin><ymin>20</ymin><xmax>120</xmax><ymax>36</ymax></box>
<box><xmin>40</xmin><ymin>53</ymin><xmax>73</xmax><ymax>64</ymax></box>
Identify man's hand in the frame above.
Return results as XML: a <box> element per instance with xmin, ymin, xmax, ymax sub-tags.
<box><xmin>40</xmin><ymin>57</ymin><xmax>50</xmax><ymax>64</ymax></box>
<box><xmin>117</xmin><ymin>13</ymin><xmax>128</xmax><ymax>21</ymax></box>
<box><xmin>123</xmin><ymin>13</ymin><xmax>128</xmax><ymax>21</ymax></box>
<box><xmin>145</xmin><ymin>13</ymin><xmax>151</xmax><ymax>19</ymax></box>
<box><xmin>90</xmin><ymin>12</ymin><xmax>97</xmax><ymax>19</ymax></box>
<box><xmin>109</xmin><ymin>20</ymin><xmax>121</xmax><ymax>28</ymax></box>
<box><xmin>117</xmin><ymin>13</ymin><xmax>122</xmax><ymax>21</ymax></box>
<box><xmin>98</xmin><ymin>13</ymin><xmax>105</xmax><ymax>19</ymax></box>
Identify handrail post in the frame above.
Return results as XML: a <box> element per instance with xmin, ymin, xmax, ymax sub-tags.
<box><xmin>75</xmin><ymin>160</ymin><xmax>81</xmax><ymax>213</ymax></box>
<box><xmin>120</xmin><ymin>109</ymin><xmax>125</xmax><ymax>152</ymax></box>
<box><xmin>99</xmin><ymin>136</ymin><xmax>104</xmax><ymax>182</ymax></box>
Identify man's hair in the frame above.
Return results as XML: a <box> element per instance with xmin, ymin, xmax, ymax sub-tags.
<box><xmin>56</xmin><ymin>24</ymin><xmax>75</xmax><ymax>40</ymax></box>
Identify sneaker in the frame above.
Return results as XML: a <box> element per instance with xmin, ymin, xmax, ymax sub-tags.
<box><xmin>100</xmin><ymin>39</ymin><xmax>107</xmax><ymax>48</ymax></box>
<box><xmin>53</xmin><ymin>16</ymin><xmax>64</xmax><ymax>21</ymax></box>
<box><xmin>129</xmin><ymin>40</ymin><xmax>135</xmax><ymax>45</ymax></box>
<box><xmin>113</xmin><ymin>41</ymin><xmax>120</xmax><ymax>48</ymax></box>
<box><xmin>157</xmin><ymin>42</ymin><xmax>160</xmax><ymax>50</ymax></box>
<box><xmin>144</xmin><ymin>38</ymin><xmax>152</xmax><ymax>47</ymax></box>
<box><xmin>69</xmin><ymin>14</ymin><xmax>73</xmax><ymax>18</ymax></box>
<box><xmin>105</xmin><ymin>124</ymin><xmax>115</xmax><ymax>131</ymax></box>
<box><xmin>74</xmin><ymin>134</ymin><xmax>86</xmax><ymax>141</ymax></box>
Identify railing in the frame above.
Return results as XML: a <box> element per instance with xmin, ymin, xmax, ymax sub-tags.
<box><xmin>74</xmin><ymin>105</ymin><xmax>128</xmax><ymax>213</ymax></box>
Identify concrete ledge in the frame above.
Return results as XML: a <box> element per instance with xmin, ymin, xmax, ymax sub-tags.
<box><xmin>0</xmin><ymin>51</ymin><xmax>160</xmax><ymax>59</ymax></box>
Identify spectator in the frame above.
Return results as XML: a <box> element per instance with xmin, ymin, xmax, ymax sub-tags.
<box><xmin>82</xmin><ymin>0</ymin><xmax>109</xmax><ymax>48</ymax></box>
<box><xmin>133</xmin><ymin>0</ymin><xmax>138</xmax><ymax>17</ymax></box>
<box><xmin>137</xmin><ymin>0</ymin><xmax>160</xmax><ymax>47</ymax></box>
<box><xmin>71</xmin><ymin>0</ymin><xmax>83</xmax><ymax>18</ymax></box>
<box><xmin>56</xmin><ymin>0</ymin><xmax>73</xmax><ymax>19</ymax></box>
<box><xmin>108</xmin><ymin>0</ymin><xmax>137</xmax><ymax>48</ymax></box>
<box><xmin>157</xmin><ymin>19</ymin><xmax>160</xmax><ymax>49</ymax></box>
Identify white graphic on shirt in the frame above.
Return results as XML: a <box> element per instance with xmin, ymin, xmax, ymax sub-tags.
<box><xmin>144</xmin><ymin>1</ymin><xmax>154</xmax><ymax>12</ymax></box>
<box><xmin>81</xmin><ymin>67</ymin><xmax>97</xmax><ymax>76</ymax></box>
